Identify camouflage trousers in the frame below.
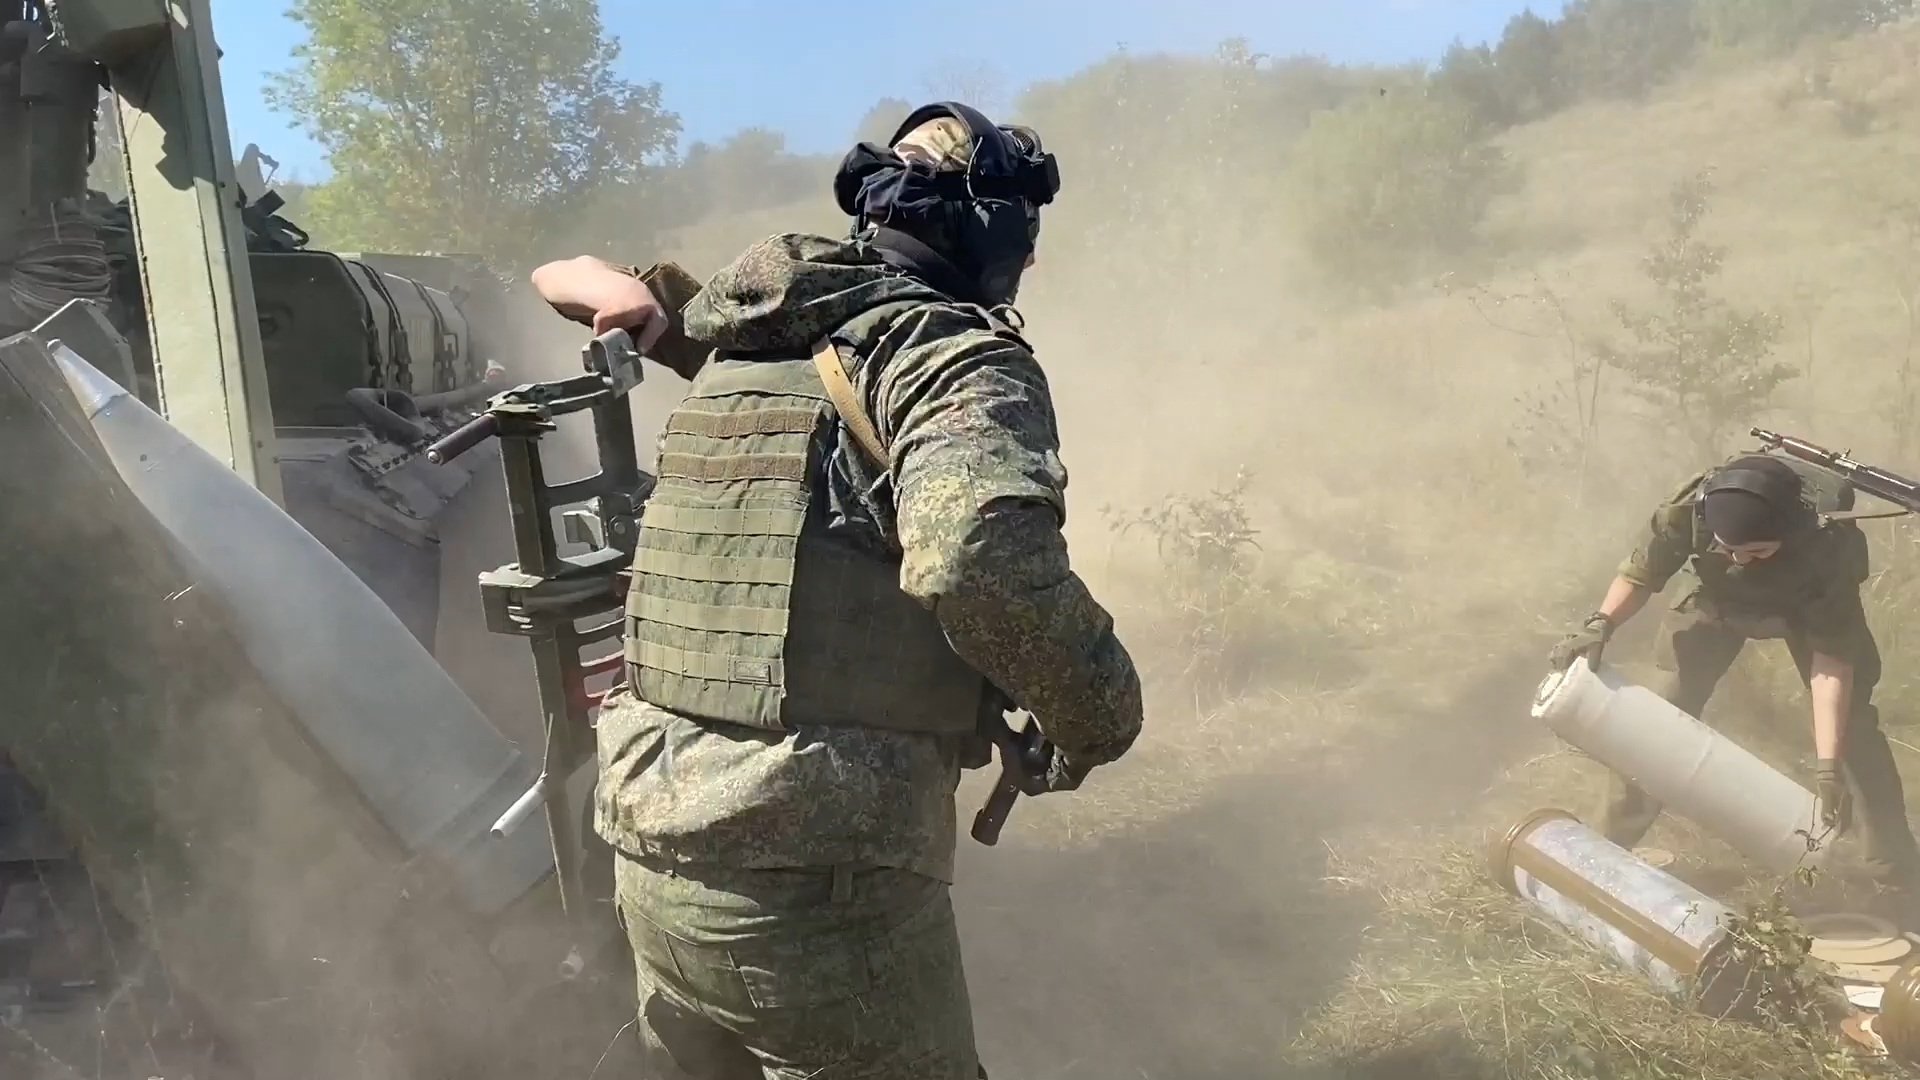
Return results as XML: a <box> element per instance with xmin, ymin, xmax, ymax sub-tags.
<box><xmin>1596</xmin><ymin>609</ymin><xmax>1920</xmax><ymax>884</ymax></box>
<box><xmin>613</xmin><ymin>853</ymin><xmax>986</xmax><ymax>1080</ymax></box>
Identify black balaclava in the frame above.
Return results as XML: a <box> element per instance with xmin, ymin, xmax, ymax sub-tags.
<box><xmin>831</xmin><ymin>101</ymin><xmax>1059</xmax><ymax>308</ymax></box>
<box><xmin>1700</xmin><ymin>455</ymin><xmax>1809</xmax><ymax>544</ymax></box>
<box><xmin>1702</xmin><ymin>490</ymin><xmax>1783</xmax><ymax>545</ymax></box>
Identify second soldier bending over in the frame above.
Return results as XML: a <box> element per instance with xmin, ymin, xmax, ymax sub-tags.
<box><xmin>1549</xmin><ymin>449</ymin><xmax>1920</xmax><ymax>913</ymax></box>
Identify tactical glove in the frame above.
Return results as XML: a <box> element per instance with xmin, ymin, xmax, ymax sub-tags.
<box><xmin>1815</xmin><ymin>758</ymin><xmax>1853</xmax><ymax>833</ymax></box>
<box><xmin>1548</xmin><ymin>612</ymin><xmax>1614</xmax><ymax>672</ymax></box>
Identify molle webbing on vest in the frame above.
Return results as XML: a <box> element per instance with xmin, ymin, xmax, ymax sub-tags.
<box><xmin>623</xmin><ymin>350</ymin><xmax>986</xmax><ymax>736</ymax></box>
<box><xmin>625</xmin><ymin>373</ymin><xmax>816</xmax><ymax>731</ymax></box>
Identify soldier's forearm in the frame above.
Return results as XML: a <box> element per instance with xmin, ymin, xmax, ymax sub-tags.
<box><xmin>902</xmin><ymin>506</ymin><xmax>1143</xmax><ymax>764</ymax></box>
<box><xmin>1809</xmin><ymin>653</ymin><xmax>1852</xmax><ymax>760</ymax></box>
<box><xmin>529</xmin><ymin>256</ymin><xmax>644</xmax><ymax>321</ymax></box>
<box><xmin>528</xmin><ymin>257</ymin><xmax>709</xmax><ymax>379</ymax></box>
<box><xmin>943</xmin><ymin>584</ymin><xmax>1143</xmax><ymax>764</ymax></box>
<box><xmin>1599</xmin><ymin>576</ymin><xmax>1651</xmax><ymax>626</ymax></box>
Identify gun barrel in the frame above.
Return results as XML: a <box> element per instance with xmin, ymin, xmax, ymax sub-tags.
<box><xmin>1751</xmin><ymin>427</ymin><xmax>1920</xmax><ymax>514</ymax></box>
<box><xmin>1751</xmin><ymin>427</ymin><xmax>1831</xmax><ymax>459</ymax></box>
<box><xmin>427</xmin><ymin>412</ymin><xmax>500</xmax><ymax>464</ymax></box>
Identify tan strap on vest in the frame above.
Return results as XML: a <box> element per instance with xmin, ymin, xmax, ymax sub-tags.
<box><xmin>810</xmin><ymin>338</ymin><xmax>889</xmax><ymax>470</ymax></box>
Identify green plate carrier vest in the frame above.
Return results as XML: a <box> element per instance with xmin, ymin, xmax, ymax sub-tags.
<box><xmin>622</xmin><ymin>302</ymin><xmax>990</xmax><ymax>735</ymax></box>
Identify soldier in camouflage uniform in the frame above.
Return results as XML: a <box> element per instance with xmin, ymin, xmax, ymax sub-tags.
<box><xmin>531</xmin><ymin>102</ymin><xmax>1143</xmax><ymax>1079</ymax></box>
<box><xmin>1549</xmin><ymin>451</ymin><xmax>1920</xmax><ymax>894</ymax></box>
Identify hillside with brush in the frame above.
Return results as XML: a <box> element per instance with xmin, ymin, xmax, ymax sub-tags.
<box><xmin>263</xmin><ymin>0</ymin><xmax>1920</xmax><ymax>1074</ymax></box>
<box><xmin>640</xmin><ymin>16</ymin><xmax>1920</xmax><ymax>1080</ymax></box>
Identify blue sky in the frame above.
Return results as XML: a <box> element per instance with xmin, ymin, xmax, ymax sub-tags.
<box><xmin>211</xmin><ymin>0</ymin><xmax>1568</xmax><ymax>182</ymax></box>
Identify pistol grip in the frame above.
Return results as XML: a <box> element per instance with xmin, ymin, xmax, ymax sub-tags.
<box><xmin>971</xmin><ymin>776</ymin><xmax>1021</xmax><ymax>846</ymax></box>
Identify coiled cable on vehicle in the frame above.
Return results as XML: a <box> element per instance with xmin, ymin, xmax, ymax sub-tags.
<box><xmin>5</xmin><ymin>199</ymin><xmax>114</xmax><ymax>323</ymax></box>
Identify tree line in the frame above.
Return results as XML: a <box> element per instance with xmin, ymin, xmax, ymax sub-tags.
<box><xmin>259</xmin><ymin>0</ymin><xmax>1913</xmax><ymax>290</ymax></box>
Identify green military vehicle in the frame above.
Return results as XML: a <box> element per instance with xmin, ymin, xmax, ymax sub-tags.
<box><xmin>2</xmin><ymin>3</ymin><xmax>638</xmax><ymax>1076</ymax></box>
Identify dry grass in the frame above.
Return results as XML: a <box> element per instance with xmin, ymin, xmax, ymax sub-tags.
<box><xmin>1289</xmin><ymin>839</ymin><xmax>1872</xmax><ymax>1080</ymax></box>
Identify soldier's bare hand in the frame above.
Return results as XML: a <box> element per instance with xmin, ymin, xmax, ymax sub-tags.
<box><xmin>590</xmin><ymin>279</ymin><xmax>669</xmax><ymax>351</ymax></box>
<box><xmin>1815</xmin><ymin>758</ymin><xmax>1852</xmax><ymax>832</ymax></box>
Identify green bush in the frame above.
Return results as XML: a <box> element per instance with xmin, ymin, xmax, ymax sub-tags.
<box><xmin>1699</xmin><ymin>0</ymin><xmax>1825</xmax><ymax>53</ymax></box>
<box><xmin>1285</xmin><ymin>91</ymin><xmax>1515</xmax><ymax>297</ymax></box>
<box><xmin>1430</xmin><ymin>11</ymin><xmax>1578</xmax><ymax>132</ymax></box>
<box><xmin>1594</xmin><ymin>170</ymin><xmax>1793</xmax><ymax>457</ymax></box>
<box><xmin>1560</xmin><ymin>0</ymin><xmax>1703</xmax><ymax>101</ymax></box>
<box><xmin>1010</xmin><ymin>45</ymin><xmax>1406</xmax><ymax>305</ymax></box>
<box><xmin>1430</xmin><ymin>41</ymin><xmax>1515</xmax><ymax>130</ymax></box>
<box><xmin>1697</xmin><ymin>0</ymin><xmax>1904</xmax><ymax>54</ymax></box>
<box><xmin>1102</xmin><ymin>470</ymin><xmax>1272</xmax><ymax>705</ymax></box>
<box><xmin>1492</xmin><ymin>8</ymin><xmax>1579</xmax><ymax>121</ymax></box>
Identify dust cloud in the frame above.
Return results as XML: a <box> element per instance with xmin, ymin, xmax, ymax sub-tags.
<box><xmin>14</xmin><ymin>6</ymin><xmax>1920</xmax><ymax>1079</ymax></box>
<box><xmin>570</xmin><ymin>14</ymin><xmax>1920</xmax><ymax>1078</ymax></box>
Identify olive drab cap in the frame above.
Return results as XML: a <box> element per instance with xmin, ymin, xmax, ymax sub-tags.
<box><xmin>882</xmin><ymin>101</ymin><xmax>1060</xmax><ymax>211</ymax></box>
<box><xmin>891</xmin><ymin>116</ymin><xmax>973</xmax><ymax>171</ymax></box>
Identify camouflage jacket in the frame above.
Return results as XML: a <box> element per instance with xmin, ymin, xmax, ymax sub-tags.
<box><xmin>593</xmin><ymin>233</ymin><xmax>1144</xmax><ymax>881</ymax></box>
<box><xmin>1618</xmin><ymin>464</ymin><xmax>1873</xmax><ymax>658</ymax></box>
